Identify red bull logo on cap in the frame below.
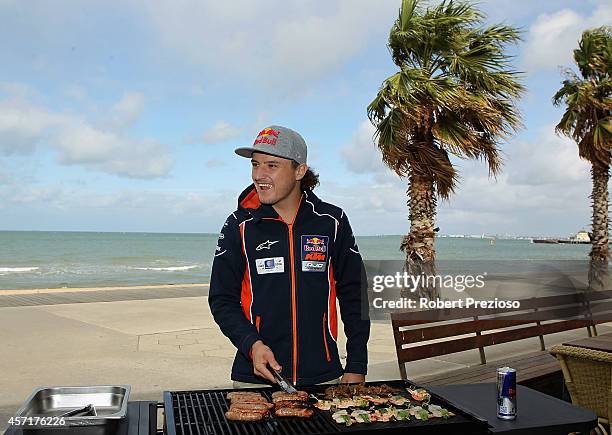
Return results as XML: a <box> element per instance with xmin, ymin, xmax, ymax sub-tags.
<box><xmin>254</xmin><ymin>128</ymin><xmax>280</xmax><ymax>146</ymax></box>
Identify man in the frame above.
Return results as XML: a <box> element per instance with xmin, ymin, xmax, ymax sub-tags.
<box><xmin>208</xmin><ymin>125</ymin><xmax>370</xmax><ymax>386</ymax></box>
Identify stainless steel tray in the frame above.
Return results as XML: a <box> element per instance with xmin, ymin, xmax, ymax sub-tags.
<box><xmin>13</xmin><ymin>385</ymin><xmax>130</xmax><ymax>432</ymax></box>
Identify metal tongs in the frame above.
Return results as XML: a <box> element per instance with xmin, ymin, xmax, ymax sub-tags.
<box><xmin>272</xmin><ymin>368</ymin><xmax>298</xmax><ymax>394</ymax></box>
<box><xmin>58</xmin><ymin>404</ymin><xmax>97</xmax><ymax>418</ymax></box>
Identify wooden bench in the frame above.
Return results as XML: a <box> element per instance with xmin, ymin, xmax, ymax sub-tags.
<box><xmin>390</xmin><ymin>291</ymin><xmax>612</xmax><ymax>393</ymax></box>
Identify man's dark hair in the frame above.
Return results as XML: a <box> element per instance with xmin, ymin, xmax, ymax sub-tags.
<box><xmin>292</xmin><ymin>161</ymin><xmax>320</xmax><ymax>191</ymax></box>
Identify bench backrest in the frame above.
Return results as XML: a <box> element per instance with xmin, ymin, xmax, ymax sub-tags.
<box><xmin>390</xmin><ymin>291</ymin><xmax>612</xmax><ymax>380</ymax></box>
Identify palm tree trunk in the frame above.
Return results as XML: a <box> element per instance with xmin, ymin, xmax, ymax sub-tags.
<box><xmin>589</xmin><ymin>164</ymin><xmax>609</xmax><ymax>291</ymax></box>
<box><xmin>400</xmin><ymin>173</ymin><xmax>438</xmax><ymax>299</ymax></box>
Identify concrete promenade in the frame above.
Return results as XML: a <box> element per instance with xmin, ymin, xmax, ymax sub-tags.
<box><xmin>1</xmin><ymin>287</ymin><xmax>609</xmax><ymax>432</ymax></box>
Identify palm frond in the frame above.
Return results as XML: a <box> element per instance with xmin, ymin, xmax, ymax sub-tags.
<box><xmin>554</xmin><ymin>27</ymin><xmax>611</xmax><ymax>169</ymax></box>
<box><xmin>370</xmin><ymin>0</ymin><xmax>523</xmax><ymax>197</ymax></box>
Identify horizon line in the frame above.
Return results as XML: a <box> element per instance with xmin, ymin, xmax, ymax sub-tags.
<box><xmin>0</xmin><ymin>229</ymin><xmax>574</xmax><ymax>239</ymax></box>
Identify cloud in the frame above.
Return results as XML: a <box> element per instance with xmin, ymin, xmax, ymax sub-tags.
<box><xmin>0</xmin><ymin>81</ymin><xmax>40</xmax><ymax>100</ymax></box>
<box><xmin>326</xmin><ymin>167</ymin><xmax>590</xmax><ymax>237</ymax></box>
<box><xmin>507</xmin><ymin>125</ymin><xmax>589</xmax><ymax>185</ymax></box>
<box><xmin>0</xmin><ymin>94</ymin><xmax>173</xmax><ymax>179</ymax></box>
<box><xmin>0</xmin><ymin>163</ymin><xmax>12</xmax><ymax>185</ymax></box>
<box><xmin>63</xmin><ymin>84</ymin><xmax>88</xmax><ymax>102</ymax></box>
<box><xmin>328</xmin><ymin>121</ymin><xmax>593</xmax><ymax>236</ymax></box>
<box><xmin>523</xmin><ymin>3</ymin><xmax>612</xmax><ymax>72</ymax></box>
<box><xmin>205</xmin><ymin>159</ymin><xmax>226</xmax><ymax>168</ymax></box>
<box><xmin>341</xmin><ymin>120</ymin><xmax>386</xmax><ymax>174</ymax></box>
<box><xmin>55</xmin><ymin>123</ymin><xmax>172</xmax><ymax>178</ymax></box>
<box><xmin>0</xmin><ymin>181</ymin><xmax>238</xmax><ymax>232</ymax></box>
<box><xmin>475</xmin><ymin>0</ymin><xmax>597</xmax><ymax>23</ymax></box>
<box><xmin>202</xmin><ymin>120</ymin><xmax>241</xmax><ymax>144</ymax></box>
<box><xmin>140</xmin><ymin>0</ymin><xmax>398</xmax><ymax>90</ymax></box>
<box><xmin>0</xmin><ymin>99</ymin><xmax>62</xmax><ymax>155</ymax></box>
<box><xmin>105</xmin><ymin>92</ymin><xmax>144</xmax><ymax>129</ymax></box>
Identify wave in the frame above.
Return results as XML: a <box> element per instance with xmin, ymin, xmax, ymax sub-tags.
<box><xmin>131</xmin><ymin>265</ymin><xmax>199</xmax><ymax>272</ymax></box>
<box><xmin>0</xmin><ymin>266</ymin><xmax>40</xmax><ymax>273</ymax></box>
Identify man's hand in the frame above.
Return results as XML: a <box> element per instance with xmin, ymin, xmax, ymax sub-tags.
<box><xmin>340</xmin><ymin>372</ymin><xmax>365</xmax><ymax>384</ymax></box>
<box><xmin>251</xmin><ymin>340</ymin><xmax>282</xmax><ymax>382</ymax></box>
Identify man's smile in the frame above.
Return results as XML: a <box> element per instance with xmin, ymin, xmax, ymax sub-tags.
<box><xmin>257</xmin><ymin>182</ymin><xmax>273</xmax><ymax>191</ymax></box>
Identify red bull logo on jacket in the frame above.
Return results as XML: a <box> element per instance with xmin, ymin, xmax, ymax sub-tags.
<box><xmin>301</xmin><ymin>235</ymin><xmax>329</xmax><ymax>272</ymax></box>
<box><xmin>306</xmin><ymin>237</ymin><xmax>324</xmax><ymax>245</ymax></box>
<box><xmin>304</xmin><ymin>237</ymin><xmax>326</xmax><ymax>252</ymax></box>
<box><xmin>254</xmin><ymin>128</ymin><xmax>280</xmax><ymax>146</ymax></box>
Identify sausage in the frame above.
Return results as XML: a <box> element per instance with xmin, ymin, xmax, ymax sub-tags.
<box><xmin>274</xmin><ymin>407</ymin><xmax>314</xmax><ymax>418</ymax></box>
<box><xmin>272</xmin><ymin>391</ymin><xmax>308</xmax><ymax>400</ymax></box>
<box><xmin>227</xmin><ymin>391</ymin><xmax>264</xmax><ymax>400</ymax></box>
<box><xmin>225</xmin><ymin>409</ymin><xmax>267</xmax><ymax>421</ymax></box>
<box><xmin>230</xmin><ymin>396</ymin><xmax>269</xmax><ymax>403</ymax></box>
<box><xmin>230</xmin><ymin>402</ymin><xmax>274</xmax><ymax>411</ymax></box>
<box><xmin>272</xmin><ymin>393</ymin><xmax>309</xmax><ymax>403</ymax></box>
<box><xmin>273</xmin><ymin>401</ymin><xmax>311</xmax><ymax>409</ymax></box>
<box><xmin>229</xmin><ymin>406</ymin><xmax>269</xmax><ymax>415</ymax></box>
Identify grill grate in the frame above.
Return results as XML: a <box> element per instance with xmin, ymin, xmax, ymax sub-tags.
<box><xmin>164</xmin><ymin>388</ymin><xmax>340</xmax><ymax>435</ymax></box>
<box><xmin>163</xmin><ymin>382</ymin><xmax>489</xmax><ymax>435</ymax></box>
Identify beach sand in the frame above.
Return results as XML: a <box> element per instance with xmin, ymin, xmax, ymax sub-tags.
<box><xmin>1</xmin><ymin>285</ymin><xmax>610</xmax><ymax>432</ymax></box>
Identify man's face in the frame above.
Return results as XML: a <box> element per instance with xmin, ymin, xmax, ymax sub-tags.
<box><xmin>251</xmin><ymin>152</ymin><xmax>303</xmax><ymax>205</ymax></box>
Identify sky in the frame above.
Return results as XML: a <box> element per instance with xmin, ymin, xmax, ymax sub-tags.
<box><xmin>0</xmin><ymin>0</ymin><xmax>610</xmax><ymax>237</ymax></box>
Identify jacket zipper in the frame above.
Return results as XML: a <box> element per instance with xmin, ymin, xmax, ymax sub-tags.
<box><xmin>322</xmin><ymin>312</ymin><xmax>331</xmax><ymax>362</ymax></box>
<box><xmin>255</xmin><ymin>315</ymin><xmax>261</xmax><ymax>332</ymax></box>
<box><xmin>269</xmin><ymin>196</ymin><xmax>301</xmax><ymax>384</ymax></box>
<box><xmin>287</xmin><ymin>223</ymin><xmax>298</xmax><ymax>384</ymax></box>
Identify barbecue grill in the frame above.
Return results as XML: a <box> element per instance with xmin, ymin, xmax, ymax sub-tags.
<box><xmin>162</xmin><ymin>381</ymin><xmax>488</xmax><ymax>435</ymax></box>
<box><xmin>5</xmin><ymin>381</ymin><xmax>488</xmax><ymax>435</ymax></box>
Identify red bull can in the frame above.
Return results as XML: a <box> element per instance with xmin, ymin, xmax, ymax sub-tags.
<box><xmin>497</xmin><ymin>367</ymin><xmax>517</xmax><ymax>420</ymax></box>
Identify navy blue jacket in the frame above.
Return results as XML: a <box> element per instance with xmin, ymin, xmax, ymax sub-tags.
<box><xmin>208</xmin><ymin>185</ymin><xmax>370</xmax><ymax>385</ymax></box>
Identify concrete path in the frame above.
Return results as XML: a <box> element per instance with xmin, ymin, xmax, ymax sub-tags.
<box><xmin>0</xmin><ymin>285</ymin><xmax>207</xmax><ymax>307</ymax></box>
<box><xmin>1</xmin><ymin>290</ymin><xmax>609</xmax><ymax>432</ymax></box>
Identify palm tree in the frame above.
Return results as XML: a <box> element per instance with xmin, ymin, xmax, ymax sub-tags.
<box><xmin>367</xmin><ymin>0</ymin><xmax>523</xmax><ymax>298</ymax></box>
<box><xmin>553</xmin><ymin>26</ymin><xmax>611</xmax><ymax>288</ymax></box>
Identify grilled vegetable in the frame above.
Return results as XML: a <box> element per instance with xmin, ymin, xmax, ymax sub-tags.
<box><xmin>415</xmin><ymin>409</ymin><xmax>430</xmax><ymax>421</ymax></box>
<box><xmin>389</xmin><ymin>395</ymin><xmax>409</xmax><ymax>406</ymax></box>
<box><xmin>362</xmin><ymin>395</ymin><xmax>388</xmax><ymax>405</ymax></box>
<box><xmin>353</xmin><ymin>397</ymin><xmax>370</xmax><ymax>408</ymax></box>
<box><xmin>395</xmin><ymin>409</ymin><xmax>410</xmax><ymax>421</ymax></box>
<box><xmin>372</xmin><ymin>408</ymin><xmax>393</xmax><ymax>422</ymax></box>
<box><xmin>334</xmin><ymin>414</ymin><xmax>353</xmax><ymax>426</ymax></box>
<box><xmin>314</xmin><ymin>400</ymin><xmax>332</xmax><ymax>411</ymax></box>
<box><xmin>318</xmin><ymin>384</ymin><xmax>455</xmax><ymax>426</ymax></box>
<box><xmin>354</xmin><ymin>413</ymin><xmax>371</xmax><ymax>423</ymax></box>
<box><xmin>407</xmin><ymin>388</ymin><xmax>431</xmax><ymax>402</ymax></box>
<box><xmin>335</xmin><ymin>398</ymin><xmax>356</xmax><ymax>409</ymax></box>
<box><xmin>323</xmin><ymin>383</ymin><xmax>402</xmax><ymax>399</ymax></box>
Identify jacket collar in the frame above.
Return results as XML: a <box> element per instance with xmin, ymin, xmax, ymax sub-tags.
<box><xmin>237</xmin><ymin>184</ymin><xmax>321</xmax><ymax>221</ymax></box>
<box><xmin>302</xmin><ymin>189</ymin><xmax>321</xmax><ymax>208</ymax></box>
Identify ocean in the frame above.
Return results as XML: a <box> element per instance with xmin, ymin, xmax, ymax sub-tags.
<box><xmin>0</xmin><ymin>231</ymin><xmax>591</xmax><ymax>290</ymax></box>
